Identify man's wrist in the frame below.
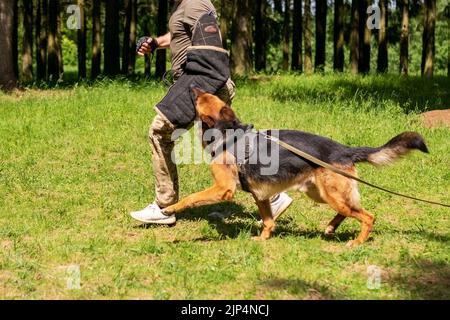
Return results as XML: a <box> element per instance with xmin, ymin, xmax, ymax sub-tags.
<box><xmin>151</xmin><ymin>37</ymin><xmax>159</xmax><ymax>51</ymax></box>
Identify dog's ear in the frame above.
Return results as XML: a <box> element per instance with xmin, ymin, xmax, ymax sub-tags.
<box><xmin>219</xmin><ymin>106</ymin><xmax>236</xmax><ymax>122</ymax></box>
<box><xmin>200</xmin><ymin>115</ymin><xmax>215</xmax><ymax>128</ymax></box>
<box><xmin>191</xmin><ymin>86</ymin><xmax>206</xmax><ymax>99</ymax></box>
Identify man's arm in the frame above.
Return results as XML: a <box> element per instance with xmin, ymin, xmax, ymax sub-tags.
<box><xmin>137</xmin><ymin>32</ymin><xmax>171</xmax><ymax>56</ymax></box>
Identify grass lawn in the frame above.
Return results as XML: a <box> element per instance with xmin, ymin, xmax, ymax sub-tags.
<box><xmin>0</xmin><ymin>74</ymin><xmax>449</xmax><ymax>299</ymax></box>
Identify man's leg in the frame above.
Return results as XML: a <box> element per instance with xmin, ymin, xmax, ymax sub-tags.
<box><xmin>149</xmin><ymin>112</ymin><xmax>179</xmax><ymax>208</ymax></box>
<box><xmin>130</xmin><ymin>112</ymin><xmax>178</xmax><ymax>224</ymax></box>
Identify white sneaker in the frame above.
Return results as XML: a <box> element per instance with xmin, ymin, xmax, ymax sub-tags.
<box><xmin>270</xmin><ymin>192</ymin><xmax>293</xmax><ymax>221</ymax></box>
<box><xmin>130</xmin><ymin>202</ymin><xmax>176</xmax><ymax>225</ymax></box>
<box><xmin>256</xmin><ymin>193</ymin><xmax>293</xmax><ymax>224</ymax></box>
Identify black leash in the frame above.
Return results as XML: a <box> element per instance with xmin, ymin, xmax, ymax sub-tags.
<box><xmin>259</xmin><ymin>131</ymin><xmax>450</xmax><ymax>208</ymax></box>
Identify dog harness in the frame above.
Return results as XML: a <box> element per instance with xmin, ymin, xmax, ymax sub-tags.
<box><xmin>206</xmin><ymin>127</ymin><xmax>278</xmax><ymax>192</ymax></box>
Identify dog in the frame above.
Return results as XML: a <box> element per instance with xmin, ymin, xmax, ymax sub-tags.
<box><xmin>162</xmin><ymin>88</ymin><xmax>429</xmax><ymax>247</ymax></box>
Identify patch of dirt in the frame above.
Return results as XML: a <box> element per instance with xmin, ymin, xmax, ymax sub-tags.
<box><xmin>421</xmin><ymin>109</ymin><xmax>450</xmax><ymax>128</ymax></box>
<box><xmin>1</xmin><ymin>240</ymin><xmax>13</xmax><ymax>250</ymax></box>
<box><xmin>384</xmin><ymin>259</ymin><xmax>450</xmax><ymax>299</ymax></box>
<box><xmin>303</xmin><ymin>288</ymin><xmax>326</xmax><ymax>300</ymax></box>
<box><xmin>0</xmin><ymin>270</ymin><xmax>14</xmax><ymax>282</ymax></box>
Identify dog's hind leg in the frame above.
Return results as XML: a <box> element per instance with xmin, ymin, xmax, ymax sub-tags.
<box><xmin>253</xmin><ymin>198</ymin><xmax>275</xmax><ymax>240</ymax></box>
<box><xmin>315</xmin><ymin>168</ymin><xmax>375</xmax><ymax>247</ymax></box>
<box><xmin>322</xmin><ymin>194</ymin><xmax>374</xmax><ymax>247</ymax></box>
<box><xmin>348</xmin><ymin>209</ymin><xmax>375</xmax><ymax>247</ymax></box>
<box><xmin>324</xmin><ymin>214</ymin><xmax>347</xmax><ymax>236</ymax></box>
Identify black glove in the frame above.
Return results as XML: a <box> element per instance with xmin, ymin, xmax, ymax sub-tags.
<box><xmin>136</xmin><ymin>36</ymin><xmax>158</xmax><ymax>54</ymax></box>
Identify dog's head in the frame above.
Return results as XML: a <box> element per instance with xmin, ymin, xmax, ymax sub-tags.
<box><xmin>192</xmin><ymin>87</ymin><xmax>237</xmax><ymax>129</ymax></box>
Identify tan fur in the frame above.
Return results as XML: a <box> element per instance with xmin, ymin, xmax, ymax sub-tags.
<box><xmin>313</xmin><ymin>167</ymin><xmax>374</xmax><ymax>246</ymax></box>
<box><xmin>368</xmin><ymin>146</ymin><xmax>411</xmax><ymax>166</ymax></box>
<box><xmin>246</xmin><ymin>172</ymin><xmax>313</xmax><ymax>201</ymax></box>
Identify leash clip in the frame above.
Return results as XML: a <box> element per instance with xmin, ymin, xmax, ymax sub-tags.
<box><xmin>260</xmin><ymin>131</ymin><xmax>278</xmax><ymax>143</ymax></box>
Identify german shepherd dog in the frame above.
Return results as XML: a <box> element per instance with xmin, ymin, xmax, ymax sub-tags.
<box><xmin>162</xmin><ymin>88</ymin><xmax>429</xmax><ymax>247</ymax></box>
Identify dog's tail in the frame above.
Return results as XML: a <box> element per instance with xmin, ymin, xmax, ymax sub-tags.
<box><xmin>350</xmin><ymin>132</ymin><xmax>429</xmax><ymax>166</ymax></box>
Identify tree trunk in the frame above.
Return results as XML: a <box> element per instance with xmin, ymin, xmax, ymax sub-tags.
<box><xmin>358</xmin><ymin>0</ymin><xmax>371</xmax><ymax>73</ymax></box>
<box><xmin>399</xmin><ymin>0</ymin><xmax>409</xmax><ymax>75</ymax></box>
<box><xmin>303</xmin><ymin>0</ymin><xmax>312</xmax><ymax>73</ymax></box>
<box><xmin>155</xmin><ymin>0</ymin><xmax>168</xmax><ymax>79</ymax></box>
<box><xmin>377</xmin><ymin>0</ymin><xmax>388</xmax><ymax>73</ymax></box>
<box><xmin>122</xmin><ymin>0</ymin><xmax>137</xmax><ymax>75</ymax></box>
<box><xmin>315</xmin><ymin>0</ymin><xmax>327</xmax><ymax>72</ymax></box>
<box><xmin>143</xmin><ymin>18</ymin><xmax>152</xmax><ymax>78</ymax></box>
<box><xmin>333</xmin><ymin>0</ymin><xmax>344</xmax><ymax>72</ymax></box>
<box><xmin>231</xmin><ymin>0</ymin><xmax>253</xmax><ymax>76</ymax></box>
<box><xmin>91</xmin><ymin>0</ymin><xmax>101</xmax><ymax>78</ymax></box>
<box><xmin>47</xmin><ymin>0</ymin><xmax>61</xmax><ymax>80</ymax></box>
<box><xmin>447</xmin><ymin>4</ymin><xmax>450</xmax><ymax>77</ymax></box>
<box><xmin>254</xmin><ymin>0</ymin><xmax>266</xmax><ymax>71</ymax></box>
<box><xmin>129</xmin><ymin>0</ymin><xmax>137</xmax><ymax>74</ymax></box>
<box><xmin>12</xmin><ymin>0</ymin><xmax>18</xmax><ymax>79</ymax></box>
<box><xmin>104</xmin><ymin>0</ymin><xmax>121</xmax><ymax>77</ymax></box>
<box><xmin>274</xmin><ymin>0</ymin><xmax>283</xmax><ymax>15</ymax></box>
<box><xmin>421</xmin><ymin>0</ymin><xmax>436</xmax><ymax>77</ymax></box>
<box><xmin>220</xmin><ymin>0</ymin><xmax>230</xmax><ymax>49</ymax></box>
<box><xmin>77</xmin><ymin>0</ymin><xmax>87</xmax><ymax>79</ymax></box>
<box><xmin>122</xmin><ymin>0</ymin><xmax>131</xmax><ymax>74</ymax></box>
<box><xmin>57</xmin><ymin>3</ymin><xmax>63</xmax><ymax>77</ymax></box>
<box><xmin>22</xmin><ymin>0</ymin><xmax>34</xmax><ymax>81</ymax></box>
<box><xmin>0</xmin><ymin>0</ymin><xmax>18</xmax><ymax>91</ymax></box>
<box><xmin>282</xmin><ymin>0</ymin><xmax>290</xmax><ymax>70</ymax></box>
<box><xmin>36</xmin><ymin>0</ymin><xmax>47</xmax><ymax>81</ymax></box>
<box><xmin>350</xmin><ymin>0</ymin><xmax>359</xmax><ymax>74</ymax></box>
<box><xmin>291</xmin><ymin>0</ymin><xmax>302</xmax><ymax>71</ymax></box>
<box><xmin>36</xmin><ymin>0</ymin><xmax>42</xmax><ymax>76</ymax></box>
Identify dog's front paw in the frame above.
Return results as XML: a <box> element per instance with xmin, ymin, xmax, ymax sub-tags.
<box><xmin>251</xmin><ymin>236</ymin><xmax>266</xmax><ymax>241</ymax></box>
<box><xmin>162</xmin><ymin>205</ymin><xmax>178</xmax><ymax>215</ymax></box>
<box><xmin>252</xmin><ymin>229</ymin><xmax>272</xmax><ymax>241</ymax></box>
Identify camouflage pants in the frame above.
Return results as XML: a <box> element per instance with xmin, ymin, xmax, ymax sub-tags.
<box><xmin>149</xmin><ymin>79</ymin><xmax>236</xmax><ymax>208</ymax></box>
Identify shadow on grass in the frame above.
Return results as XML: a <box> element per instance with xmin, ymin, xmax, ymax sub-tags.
<box><xmin>260</xmin><ymin>277</ymin><xmax>339</xmax><ymax>299</ymax></box>
<box><xmin>136</xmin><ymin>201</ymin><xmax>358</xmax><ymax>244</ymax></box>
<box><xmin>387</xmin><ymin>258</ymin><xmax>450</xmax><ymax>299</ymax></box>
<box><xmin>270</xmin><ymin>75</ymin><xmax>450</xmax><ymax>113</ymax></box>
<box><xmin>275</xmin><ymin>216</ymin><xmax>360</xmax><ymax>242</ymax></box>
<box><xmin>369</xmin><ymin>228</ymin><xmax>450</xmax><ymax>244</ymax></box>
<box><xmin>398</xmin><ymin>230</ymin><xmax>450</xmax><ymax>243</ymax></box>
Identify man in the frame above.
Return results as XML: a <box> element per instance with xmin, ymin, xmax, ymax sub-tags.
<box><xmin>131</xmin><ymin>0</ymin><xmax>292</xmax><ymax>224</ymax></box>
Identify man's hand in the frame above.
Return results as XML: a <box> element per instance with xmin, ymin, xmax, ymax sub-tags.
<box><xmin>136</xmin><ymin>37</ymin><xmax>158</xmax><ymax>56</ymax></box>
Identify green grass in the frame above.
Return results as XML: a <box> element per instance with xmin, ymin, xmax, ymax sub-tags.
<box><xmin>1</xmin><ymin>74</ymin><xmax>449</xmax><ymax>299</ymax></box>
